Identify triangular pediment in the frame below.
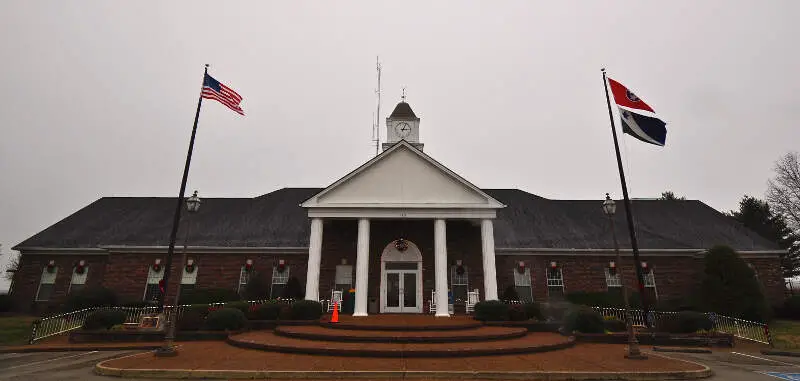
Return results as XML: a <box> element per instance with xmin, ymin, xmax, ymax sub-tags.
<box><xmin>301</xmin><ymin>141</ymin><xmax>505</xmax><ymax>209</ymax></box>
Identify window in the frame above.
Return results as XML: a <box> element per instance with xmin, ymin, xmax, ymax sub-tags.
<box><xmin>36</xmin><ymin>267</ymin><xmax>58</xmax><ymax>301</ymax></box>
<box><xmin>546</xmin><ymin>267</ymin><xmax>564</xmax><ymax>300</ymax></box>
<box><xmin>642</xmin><ymin>268</ymin><xmax>658</xmax><ymax>301</ymax></box>
<box><xmin>238</xmin><ymin>266</ymin><xmax>251</xmax><ymax>297</ymax></box>
<box><xmin>450</xmin><ymin>265</ymin><xmax>469</xmax><ymax>304</ymax></box>
<box><xmin>69</xmin><ymin>266</ymin><xmax>88</xmax><ymax>294</ymax></box>
<box><xmin>179</xmin><ymin>265</ymin><xmax>199</xmax><ymax>303</ymax></box>
<box><xmin>334</xmin><ymin>264</ymin><xmax>353</xmax><ymax>291</ymax></box>
<box><xmin>605</xmin><ymin>268</ymin><xmax>622</xmax><ymax>288</ymax></box>
<box><xmin>143</xmin><ymin>266</ymin><xmax>164</xmax><ymax>302</ymax></box>
<box><xmin>271</xmin><ymin>266</ymin><xmax>290</xmax><ymax>299</ymax></box>
<box><xmin>513</xmin><ymin>267</ymin><xmax>533</xmax><ymax>303</ymax></box>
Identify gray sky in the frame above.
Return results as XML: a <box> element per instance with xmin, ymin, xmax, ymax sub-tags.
<box><xmin>1</xmin><ymin>1</ymin><xmax>798</xmax><ymax>291</ymax></box>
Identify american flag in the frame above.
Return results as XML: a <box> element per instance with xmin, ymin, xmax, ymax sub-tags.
<box><xmin>201</xmin><ymin>73</ymin><xmax>244</xmax><ymax>115</ymax></box>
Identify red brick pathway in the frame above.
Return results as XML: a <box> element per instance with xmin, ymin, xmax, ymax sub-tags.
<box><xmin>275</xmin><ymin>325</ymin><xmax>527</xmax><ymax>342</ymax></box>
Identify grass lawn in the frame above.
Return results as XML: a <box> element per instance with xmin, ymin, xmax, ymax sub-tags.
<box><xmin>0</xmin><ymin>316</ymin><xmax>36</xmax><ymax>346</ymax></box>
<box><xmin>770</xmin><ymin>319</ymin><xmax>800</xmax><ymax>349</ymax></box>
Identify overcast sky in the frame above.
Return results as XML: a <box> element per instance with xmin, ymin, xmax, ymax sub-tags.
<box><xmin>1</xmin><ymin>1</ymin><xmax>798</xmax><ymax>291</ymax></box>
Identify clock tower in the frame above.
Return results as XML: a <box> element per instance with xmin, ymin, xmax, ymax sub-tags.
<box><xmin>382</xmin><ymin>98</ymin><xmax>423</xmax><ymax>152</ymax></box>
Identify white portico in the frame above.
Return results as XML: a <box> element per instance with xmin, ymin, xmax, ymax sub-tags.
<box><xmin>300</xmin><ymin>101</ymin><xmax>505</xmax><ymax>316</ymax></box>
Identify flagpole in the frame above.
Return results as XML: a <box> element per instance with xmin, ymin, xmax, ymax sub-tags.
<box><xmin>154</xmin><ymin>64</ymin><xmax>208</xmax><ymax>356</ymax></box>
<box><xmin>601</xmin><ymin>68</ymin><xmax>651</xmax><ymax>326</ymax></box>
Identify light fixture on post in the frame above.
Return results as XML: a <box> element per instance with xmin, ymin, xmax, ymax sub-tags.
<box><xmin>157</xmin><ymin>190</ymin><xmax>201</xmax><ymax>357</ymax></box>
<box><xmin>603</xmin><ymin>193</ymin><xmax>645</xmax><ymax>359</ymax></box>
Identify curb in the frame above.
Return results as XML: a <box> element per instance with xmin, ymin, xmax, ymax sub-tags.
<box><xmin>273</xmin><ymin>326</ymin><xmax>528</xmax><ymax>343</ymax></box>
<box><xmin>0</xmin><ymin>345</ymin><xmax>161</xmax><ymax>354</ymax></box>
<box><xmin>94</xmin><ymin>351</ymin><xmax>714</xmax><ymax>380</ymax></box>
<box><xmin>761</xmin><ymin>349</ymin><xmax>800</xmax><ymax>357</ymax></box>
<box><xmin>653</xmin><ymin>347</ymin><xmax>713</xmax><ymax>354</ymax></box>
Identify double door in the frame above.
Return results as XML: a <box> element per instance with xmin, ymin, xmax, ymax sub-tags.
<box><xmin>384</xmin><ymin>269</ymin><xmax>420</xmax><ymax>313</ymax></box>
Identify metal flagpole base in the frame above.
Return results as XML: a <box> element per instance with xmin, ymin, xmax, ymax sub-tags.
<box><xmin>625</xmin><ymin>350</ymin><xmax>648</xmax><ymax>360</ymax></box>
<box><xmin>154</xmin><ymin>345</ymin><xmax>179</xmax><ymax>357</ymax></box>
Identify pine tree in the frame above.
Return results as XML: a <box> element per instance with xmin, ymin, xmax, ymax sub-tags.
<box><xmin>699</xmin><ymin>245</ymin><xmax>770</xmax><ymax>321</ymax></box>
<box><xmin>728</xmin><ymin>195</ymin><xmax>800</xmax><ymax>277</ymax></box>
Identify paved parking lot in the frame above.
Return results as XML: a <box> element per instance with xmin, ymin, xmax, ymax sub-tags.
<box><xmin>669</xmin><ymin>350</ymin><xmax>800</xmax><ymax>380</ymax></box>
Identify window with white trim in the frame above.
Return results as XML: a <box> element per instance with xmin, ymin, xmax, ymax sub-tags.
<box><xmin>36</xmin><ymin>267</ymin><xmax>58</xmax><ymax>301</ymax></box>
<box><xmin>450</xmin><ymin>265</ymin><xmax>469</xmax><ymax>303</ymax></box>
<box><xmin>513</xmin><ymin>267</ymin><xmax>533</xmax><ymax>303</ymax></box>
<box><xmin>238</xmin><ymin>266</ymin><xmax>251</xmax><ymax>297</ymax></box>
<box><xmin>334</xmin><ymin>264</ymin><xmax>353</xmax><ymax>292</ymax></box>
<box><xmin>271</xmin><ymin>266</ymin><xmax>290</xmax><ymax>299</ymax></box>
<box><xmin>143</xmin><ymin>266</ymin><xmax>164</xmax><ymax>301</ymax></box>
<box><xmin>69</xmin><ymin>266</ymin><xmax>88</xmax><ymax>294</ymax></box>
<box><xmin>546</xmin><ymin>267</ymin><xmax>564</xmax><ymax>299</ymax></box>
<box><xmin>605</xmin><ymin>268</ymin><xmax>622</xmax><ymax>288</ymax></box>
<box><xmin>179</xmin><ymin>265</ymin><xmax>199</xmax><ymax>303</ymax></box>
<box><xmin>642</xmin><ymin>268</ymin><xmax>658</xmax><ymax>301</ymax></box>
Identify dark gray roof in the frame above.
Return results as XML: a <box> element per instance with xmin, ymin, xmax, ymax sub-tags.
<box><xmin>388</xmin><ymin>102</ymin><xmax>418</xmax><ymax>119</ymax></box>
<box><xmin>14</xmin><ymin>188</ymin><xmax>781</xmax><ymax>251</ymax></box>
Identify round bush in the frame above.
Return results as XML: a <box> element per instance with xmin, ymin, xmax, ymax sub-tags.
<box><xmin>474</xmin><ymin>300</ymin><xmax>509</xmax><ymax>321</ymax></box>
<box><xmin>523</xmin><ymin>302</ymin><xmax>543</xmax><ymax>321</ymax></box>
<box><xmin>177</xmin><ymin>305</ymin><xmax>209</xmax><ymax>331</ymax></box>
<box><xmin>662</xmin><ymin>311</ymin><xmax>713</xmax><ymax>334</ymax></box>
<box><xmin>204</xmin><ymin>307</ymin><xmax>247</xmax><ymax>331</ymax></box>
<box><xmin>508</xmin><ymin>304</ymin><xmax>528</xmax><ymax>321</ymax></box>
<box><xmin>291</xmin><ymin>300</ymin><xmax>323</xmax><ymax>320</ymax></box>
<box><xmin>83</xmin><ymin>309</ymin><xmax>127</xmax><ymax>330</ymax></box>
<box><xmin>251</xmin><ymin>302</ymin><xmax>284</xmax><ymax>320</ymax></box>
<box><xmin>564</xmin><ymin>306</ymin><xmax>605</xmax><ymax>334</ymax></box>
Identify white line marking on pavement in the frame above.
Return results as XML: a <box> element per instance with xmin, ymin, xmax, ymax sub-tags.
<box><xmin>732</xmin><ymin>352</ymin><xmax>800</xmax><ymax>367</ymax></box>
<box><xmin>5</xmin><ymin>351</ymin><xmax>100</xmax><ymax>370</ymax></box>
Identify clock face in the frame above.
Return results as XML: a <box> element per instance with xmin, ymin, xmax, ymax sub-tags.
<box><xmin>395</xmin><ymin>122</ymin><xmax>411</xmax><ymax>138</ymax></box>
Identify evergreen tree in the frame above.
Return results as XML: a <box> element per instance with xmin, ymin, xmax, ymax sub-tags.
<box><xmin>699</xmin><ymin>245</ymin><xmax>770</xmax><ymax>322</ymax></box>
<box><xmin>659</xmin><ymin>191</ymin><xmax>686</xmax><ymax>200</ymax></box>
<box><xmin>728</xmin><ymin>195</ymin><xmax>800</xmax><ymax>277</ymax></box>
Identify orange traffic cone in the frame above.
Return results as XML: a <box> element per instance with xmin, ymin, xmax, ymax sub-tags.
<box><xmin>331</xmin><ymin>301</ymin><xmax>339</xmax><ymax>323</ymax></box>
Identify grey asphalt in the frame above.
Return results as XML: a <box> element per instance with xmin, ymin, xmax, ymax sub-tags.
<box><xmin>2</xmin><ymin>348</ymin><xmax>800</xmax><ymax>380</ymax></box>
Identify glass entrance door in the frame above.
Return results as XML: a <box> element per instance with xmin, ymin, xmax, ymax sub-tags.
<box><xmin>383</xmin><ymin>267</ymin><xmax>421</xmax><ymax>313</ymax></box>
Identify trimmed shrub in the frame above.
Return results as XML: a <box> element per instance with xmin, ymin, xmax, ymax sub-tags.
<box><xmin>661</xmin><ymin>311</ymin><xmax>713</xmax><ymax>334</ymax></box>
<box><xmin>282</xmin><ymin>276</ymin><xmax>305</xmax><ymax>299</ymax></box>
<box><xmin>524</xmin><ymin>302</ymin><xmax>543</xmax><ymax>321</ymax></box>
<box><xmin>508</xmin><ymin>303</ymin><xmax>528</xmax><ymax>321</ymax></box>
<box><xmin>225</xmin><ymin>301</ymin><xmax>251</xmax><ymax>316</ymax></box>
<box><xmin>699</xmin><ymin>245</ymin><xmax>770</xmax><ymax>322</ymax></box>
<box><xmin>64</xmin><ymin>286</ymin><xmax>118</xmax><ymax>312</ymax></box>
<box><xmin>243</xmin><ymin>271</ymin><xmax>271</xmax><ymax>300</ymax></box>
<box><xmin>564</xmin><ymin>306</ymin><xmax>605</xmax><ymax>334</ymax></box>
<box><xmin>782</xmin><ymin>295</ymin><xmax>800</xmax><ymax>320</ymax></box>
<box><xmin>177</xmin><ymin>306</ymin><xmax>207</xmax><ymax>331</ymax></box>
<box><xmin>290</xmin><ymin>300</ymin><xmax>323</xmax><ymax>320</ymax></box>
<box><xmin>474</xmin><ymin>300</ymin><xmax>509</xmax><ymax>321</ymax></box>
<box><xmin>204</xmin><ymin>308</ymin><xmax>247</xmax><ymax>331</ymax></box>
<box><xmin>181</xmin><ymin>288</ymin><xmax>241</xmax><ymax>305</ymax></box>
<box><xmin>565</xmin><ymin>291</ymin><xmax>643</xmax><ymax>309</ymax></box>
<box><xmin>0</xmin><ymin>294</ymin><xmax>12</xmax><ymax>312</ymax></box>
<box><xmin>278</xmin><ymin>304</ymin><xmax>293</xmax><ymax>320</ymax></box>
<box><xmin>251</xmin><ymin>302</ymin><xmax>284</xmax><ymax>320</ymax></box>
<box><xmin>83</xmin><ymin>309</ymin><xmax>127</xmax><ymax>330</ymax></box>
<box><xmin>603</xmin><ymin>316</ymin><xmax>627</xmax><ymax>332</ymax></box>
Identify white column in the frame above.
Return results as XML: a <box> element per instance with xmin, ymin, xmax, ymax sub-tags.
<box><xmin>434</xmin><ymin>219</ymin><xmax>450</xmax><ymax>317</ymax></box>
<box><xmin>481</xmin><ymin>219</ymin><xmax>499</xmax><ymax>301</ymax></box>
<box><xmin>353</xmin><ymin>218</ymin><xmax>370</xmax><ymax>317</ymax></box>
<box><xmin>304</xmin><ymin>218</ymin><xmax>323</xmax><ymax>301</ymax></box>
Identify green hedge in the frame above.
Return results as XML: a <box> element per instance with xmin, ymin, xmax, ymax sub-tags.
<box><xmin>205</xmin><ymin>308</ymin><xmax>247</xmax><ymax>331</ymax></box>
<box><xmin>661</xmin><ymin>311</ymin><xmax>713</xmax><ymax>334</ymax></box>
<box><xmin>251</xmin><ymin>301</ymin><xmax>286</xmax><ymax>320</ymax></box>
<box><xmin>565</xmin><ymin>291</ymin><xmax>642</xmax><ymax>309</ymax></box>
<box><xmin>177</xmin><ymin>305</ymin><xmax>209</xmax><ymax>331</ymax></box>
<box><xmin>290</xmin><ymin>300</ymin><xmax>322</xmax><ymax>320</ymax></box>
<box><xmin>64</xmin><ymin>286</ymin><xmax>118</xmax><ymax>312</ymax></box>
<box><xmin>475</xmin><ymin>300</ymin><xmax>509</xmax><ymax>321</ymax></box>
<box><xmin>564</xmin><ymin>306</ymin><xmax>605</xmax><ymax>334</ymax></box>
<box><xmin>180</xmin><ymin>288</ymin><xmax>241</xmax><ymax>305</ymax></box>
<box><xmin>83</xmin><ymin>310</ymin><xmax>127</xmax><ymax>330</ymax></box>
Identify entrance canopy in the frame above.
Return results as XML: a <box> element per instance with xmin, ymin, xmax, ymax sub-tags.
<box><xmin>300</xmin><ymin>141</ymin><xmax>505</xmax><ymax>219</ymax></box>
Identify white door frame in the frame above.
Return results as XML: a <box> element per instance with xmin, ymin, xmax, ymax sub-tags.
<box><xmin>379</xmin><ymin>239</ymin><xmax>423</xmax><ymax>314</ymax></box>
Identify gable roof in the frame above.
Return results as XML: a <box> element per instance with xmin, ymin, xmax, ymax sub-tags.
<box><xmin>301</xmin><ymin>140</ymin><xmax>505</xmax><ymax>209</ymax></box>
<box><xmin>14</xmin><ymin>187</ymin><xmax>781</xmax><ymax>252</ymax></box>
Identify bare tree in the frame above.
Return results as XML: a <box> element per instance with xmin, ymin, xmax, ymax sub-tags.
<box><xmin>767</xmin><ymin>152</ymin><xmax>800</xmax><ymax>231</ymax></box>
<box><xmin>3</xmin><ymin>252</ymin><xmax>19</xmax><ymax>282</ymax></box>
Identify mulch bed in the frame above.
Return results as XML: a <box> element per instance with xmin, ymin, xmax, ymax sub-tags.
<box><xmin>100</xmin><ymin>341</ymin><xmax>707</xmax><ymax>373</ymax></box>
<box><xmin>275</xmin><ymin>325</ymin><xmax>527</xmax><ymax>343</ymax></box>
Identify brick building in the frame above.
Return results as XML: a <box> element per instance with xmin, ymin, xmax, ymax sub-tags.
<box><xmin>9</xmin><ymin>101</ymin><xmax>785</xmax><ymax>315</ymax></box>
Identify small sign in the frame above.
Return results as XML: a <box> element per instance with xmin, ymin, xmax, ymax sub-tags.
<box><xmin>646</xmin><ymin>311</ymin><xmax>655</xmax><ymax>327</ymax></box>
<box><xmin>761</xmin><ymin>372</ymin><xmax>800</xmax><ymax>380</ymax></box>
<box><xmin>137</xmin><ymin>313</ymin><xmax>165</xmax><ymax>331</ymax></box>
<box><xmin>708</xmin><ymin>312</ymin><xmax>717</xmax><ymax>323</ymax></box>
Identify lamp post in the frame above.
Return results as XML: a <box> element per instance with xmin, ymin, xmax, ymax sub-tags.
<box><xmin>156</xmin><ymin>190</ymin><xmax>201</xmax><ymax>357</ymax></box>
<box><xmin>603</xmin><ymin>193</ymin><xmax>645</xmax><ymax>359</ymax></box>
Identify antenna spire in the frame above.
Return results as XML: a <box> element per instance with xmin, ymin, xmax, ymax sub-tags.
<box><xmin>372</xmin><ymin>56</ymin><xmax>382</xmax><ymax>156</ymax></box>
<box><xmin>401</xmin><ymin>87</ymin><xmax>406</xmax><ymax>102</ymax></box>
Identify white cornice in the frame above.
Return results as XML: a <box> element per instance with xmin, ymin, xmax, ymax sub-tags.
<box><xmin>307</xmin><ymin>208</ymin><xmax>497</xmax><ymax>219</ymax></box>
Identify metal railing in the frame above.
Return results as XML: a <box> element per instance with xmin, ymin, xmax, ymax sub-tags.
<box><xmin>591</xmin><ymin>306</ymin><xmax>771</xmax><ymax>345</ymax></box>
<box><xmin>28</xmin><ymin>299</ymin><xmax>280</xmax><ymax>344</ymax></box>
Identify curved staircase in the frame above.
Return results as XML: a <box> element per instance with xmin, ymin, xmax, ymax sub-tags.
<box><xmin>227</xmin><ymin>315</ymin><xmax>574</xmax><ymax>358</ymax></box>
